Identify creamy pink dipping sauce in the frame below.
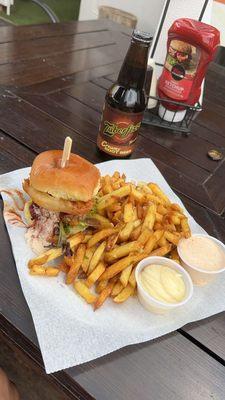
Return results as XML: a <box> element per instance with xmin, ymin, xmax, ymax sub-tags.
<box><xmin>179</xmin><ymin>236</ymin><xmax>225</xmax><ymax>271</ymax></box>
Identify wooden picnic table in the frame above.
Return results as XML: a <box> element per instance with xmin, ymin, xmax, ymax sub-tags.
<box><xmin>0</xmin><ymin>19</ymin><xmax>225</xmax><ymax>400</ymax></box>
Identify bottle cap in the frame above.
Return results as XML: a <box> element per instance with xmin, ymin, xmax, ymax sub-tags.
<box><xmin>132</xmin><ymin>30</ymin><xmax>152</xmax><ymax>44</ymax></box>
<box><xmin>158</xmin><ymin>104</ymin><xmax>186</xmax><ymax>123</ymax></box>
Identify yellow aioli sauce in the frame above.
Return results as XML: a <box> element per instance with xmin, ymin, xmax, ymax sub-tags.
<box><xmin>179</xmin><ymin>236</ymin><xmax>225</xmax><ymax>271</ymax></box>
<box><xmin>140</xmin><ymin>264</ymin><xmax>186</xmax><ymax>304</ymax></box>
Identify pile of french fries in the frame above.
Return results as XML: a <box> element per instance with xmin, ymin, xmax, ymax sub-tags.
<box><xmin>28</xmin><ymin>171</ymin><xmax>191</xmax><ymax>310</ymax></box>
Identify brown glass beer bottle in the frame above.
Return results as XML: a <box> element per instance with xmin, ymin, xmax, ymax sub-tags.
<box><xmin>97</xmin><ymin>30</ymin><xmax>152</xmax><ymax>158</ymax></box>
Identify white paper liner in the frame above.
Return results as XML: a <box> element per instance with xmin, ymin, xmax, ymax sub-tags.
<box><xmin>1</xmin><ymin>159</ymin><xmax>225</xmax><ymax>374</ymax></box>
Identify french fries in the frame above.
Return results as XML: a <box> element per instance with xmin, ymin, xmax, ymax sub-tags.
<box><xmin>99</xmin><ymin>252</ymin><xmax>147</xmax><ymax>282</ymax></box>
<box><xmin>120</xmin><ymin>265</ymin><xmax>133</xmax><ymax>287</ymax></box>
<box><xmin>148</xmin><ymin>183</ymin><xmax>170</xmax><ymax>204</ymax></box>
<box><xmin>119</xmin><ymin>221</ymin><xmax>134</xmax><ymax>242</ymax></box>
<box><xmin>88</xmin><ymin>241</ymin><xmax>106</xmax><ymax>274</ymax></box>
<box><xmin>129</xmin><ymin>267</ymin><xmax>137</xmax><ymax>288</ymax></box>
<box><xmin>105</xmin><ymin>241</ymin><xmax>140</xmax><ymax>263</ymax></box>
<box><xmin>86</xmin><ymin>261</ymin><xmax>105</xmax><ymax>288</ymax></box>
<box><xmin>114</xmin><ymin>284</ymin><xmax>134</xmax><ymax>303</ymax></box>
<box><xmin>181</xmin><ymin>218</ymin><xmax>191</xmax><ymax>238</ymax></box>
<box><xmin>87</xmin><ymin>228</ymin><xmax>117</xmax><ymax>248</ymax></box>
<box><xmin>130</xmin><ymin>224</ymin><xmax>142</xmax><ymax>241</ymax></box>
<box><xmin>29</xmin><ymin>265</ymin><xmax>59</xmax><ymax>276</ymax></box>
<box><xmin>111</xmin><ymin>281</ymin><xmax>124</xmax><ymax>297</ymax></box>
<box><xmin>164</xmin><ymin>230</ymin><xmax>180</xmax><ymax>246</ymax></box>
<box><xmin>94</xmin><ymin>280</ymin><xmax>115</xmax><ymax>310</ymax></box>
<box><xmin>58</xmin><ymin>262</ymin><xmax>70</xmax><ymax>274</ymax></box>
<box><xmin>66</xmin><ymin>244</ymin><xmax>86</xmax><ymax>284</ymax></box>
<box><xmin>170</xmin><ymin>248</ymin><xmax>180</xmax><ymax>264</ymax></box>
<box><xmin>28</xmin><ymin>170</ymin><xmax>191</xmax><ymax>310</ymax></box>
<box><xmin>81</xmin><ymin>246</ymin><xmax>96</xmax><ymax>273</ymax></box>
<box><xmin>74</xmin><ymin>280</ymin><xmax>97</xmax><ymax>304</ymax></box>
<box><xmin>138</xmin><ymin>228</ymin><xmax>152</xmax><ymax>246</ymax></box>
<box><xmin>28</xmin><ymin>247</ymin><xmax>62</xmax><ymax>268</ymax></box>
<box><xmin>150</xmin><ymin>244</ymin><xmax>172</xmax><ymax>257</ymax></box>
<box><xmin>123</xmin><ymin>203</ymin><xmax>134</xmax><ymax>223</ymax></box>
<box><xmin>106</xmin><ymin>231</ymin><xmax>120</xmax><ymax>251</ymax></box>
<box><xmin>99</xmin><ymin>254</ymin><xmax>137</xmax><ymax>281</ymax></box>
<box><xmin>90</xmin><ymin>213</ymin><xmax>113</xmax><ymax>228</ymax></box>
<box><xmin>142</xmin><ymin>204</ymin><xmax>156</xmax><ymax>231</ymax></box>
<box><xmin>98</xmin><ymin>185</ymin><xmax>131</xmax><ymax>204</ymax></box>
<box><xmin>67</xmin><ymin>232</ymin><xmax>85</xmax><ymax>249</ymax></box>
<box><xmin>96</xmin><ymin>279</ymin><xmax>108</xmax><ymax>294</ymax></box>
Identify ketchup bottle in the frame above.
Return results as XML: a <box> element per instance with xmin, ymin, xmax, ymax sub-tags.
<box><xmin>158</xmin><ymin>19</ymin><xmax>220</xmax><ymax>122</ymax></box>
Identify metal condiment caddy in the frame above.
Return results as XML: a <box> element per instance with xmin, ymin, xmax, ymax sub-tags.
<box><xmin>143</xmin><ymin>96</ymin><xmax>202</xmax><ymax>135</ymax></box>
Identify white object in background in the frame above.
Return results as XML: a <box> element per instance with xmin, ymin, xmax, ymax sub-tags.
<box><xmin>0</xmin><ymin>0</ymin><xmax>11</xmax><ymax>15</ymax></box>
<box><xmin>158</xmin><ymin>104</ymin><xmax>186</xmax><ymax>123</ymax></box>
<box><xmin>78</xmin><ymin>0</ymin><xmax>165</xmax><ymax>33</ymax></box>
<box><xmin>212</xmin><ymin>0</ymin><xmax>225</xmax><ymax>46</ymax></box>
<box><xmin>147</xmin><ymin>58</ymin><xmax>158</xmax><ymax>109</ymax></box>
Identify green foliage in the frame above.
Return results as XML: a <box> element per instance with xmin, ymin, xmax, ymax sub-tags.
<box><xmin>0</xmin><ymin>0</ymin><xmax>80</xmax><ymax>25</ymax></box>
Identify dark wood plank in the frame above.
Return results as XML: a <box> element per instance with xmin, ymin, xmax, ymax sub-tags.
<box><xmin>64</xmin><ymin>81</ymin><xmax>106</xmax><ymax>112</ymax></box>
<box><xmin>140</xmin><ymin>123</ymin><xmax>224</xmax><ymax>173</ymax></box>
<box><xmin>15</xmin><ymin>62</ymin><xmax>122</xmax><ymax>95</ymax></box>
<box><xmin>0</xmin><ymin>131</ymin><xmax>34</xmax><ymax>173</ymax></box>
<box><xmin>104</xmin><ymin>72</ymin><xmax>117</xmax><ymax>82</ymax></box>
<box><xmin>90</xmin><ymin>76</ymin><xmax>113</xmax><ymax>90</ymax></box>
<box><xmin>195</xmin><ymin>98</ymin><xmax>225</xmax><ymax>139</ymax></box>
<box><xmin>203</xmin><ymin>160</ymin><xmax>225</xmax><ymax>213</ymax></box>
<box><xmin>0</xmin><ymin>39</ymin><xmax>129</xmax><ymax>87</ymax></box>
<box><xmin>0</xmin><ymin>96</ymin><xmax>103</xmax><ymax>163</ymax></box>
<box><xmin>0</xmin><ymin>19</ymin><xmax>113</xmax><ymax>44</ymax></box>
<box><xmin>0</xmin><ymin>30</ymin><xmax>118</xmax><ymax>64</ymax></box>
<box><xmin>178</xmin><ymin>193</ymin><xmax>225</xmax><ymax>242</ymax></box>
<box><xmin>0</xmin><ymin>332</ymin><xmax>74</xmax><ymax>400</ymax></box>
<box><xmin>69</xmin><ymin>334</ymin><xmax>225</xmax><ymax>400</ymax></box>
<box><xmin>183</xmin><ymin>313</ymin><xmax>225</xmax><ymax>362</ymax></box>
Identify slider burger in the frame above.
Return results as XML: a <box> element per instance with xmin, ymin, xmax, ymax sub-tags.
<box><xmin>22</xmin><ymin>150</ymin><xmax>100</xmax><ymax>254</ymax></box>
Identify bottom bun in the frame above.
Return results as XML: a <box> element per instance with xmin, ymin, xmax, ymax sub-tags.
<box><xmin>23</xmin><ymin>179</ymin><xmax>93</xmax><ymax>216</ymax></box>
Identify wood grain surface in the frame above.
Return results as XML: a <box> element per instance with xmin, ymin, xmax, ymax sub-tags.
<box><xmin>0</xmin><ymin>19</ymin><xmax>225</xmax><ymax>400</ymax></box>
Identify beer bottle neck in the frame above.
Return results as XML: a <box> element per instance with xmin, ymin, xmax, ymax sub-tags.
<box><xmin>118</xmin><ymin>41</ymin><xmax>149</xmax><ymax>89</ymax></box>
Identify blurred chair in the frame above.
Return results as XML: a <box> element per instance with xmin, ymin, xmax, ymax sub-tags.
<box><xmin>98</xmin><ymin>6</ymin><xmax>137</xmax><ymax>29</ymax></box>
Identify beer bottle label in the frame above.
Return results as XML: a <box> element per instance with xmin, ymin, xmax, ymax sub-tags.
<box><xmin>97</xmin><ymin>102</ymin><xmax>144</xmax><ymax>157</ymax></box>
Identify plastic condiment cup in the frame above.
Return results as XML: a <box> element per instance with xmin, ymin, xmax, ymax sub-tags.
<box><xmin>177</xmin><ymin>234</ymin><xmax>225</xmax><ymax>287</ymax></box>
<box><xmin>135</xmin><ymin>256</ymin><xmax>193</xmax><ymax>314</ymax></box>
